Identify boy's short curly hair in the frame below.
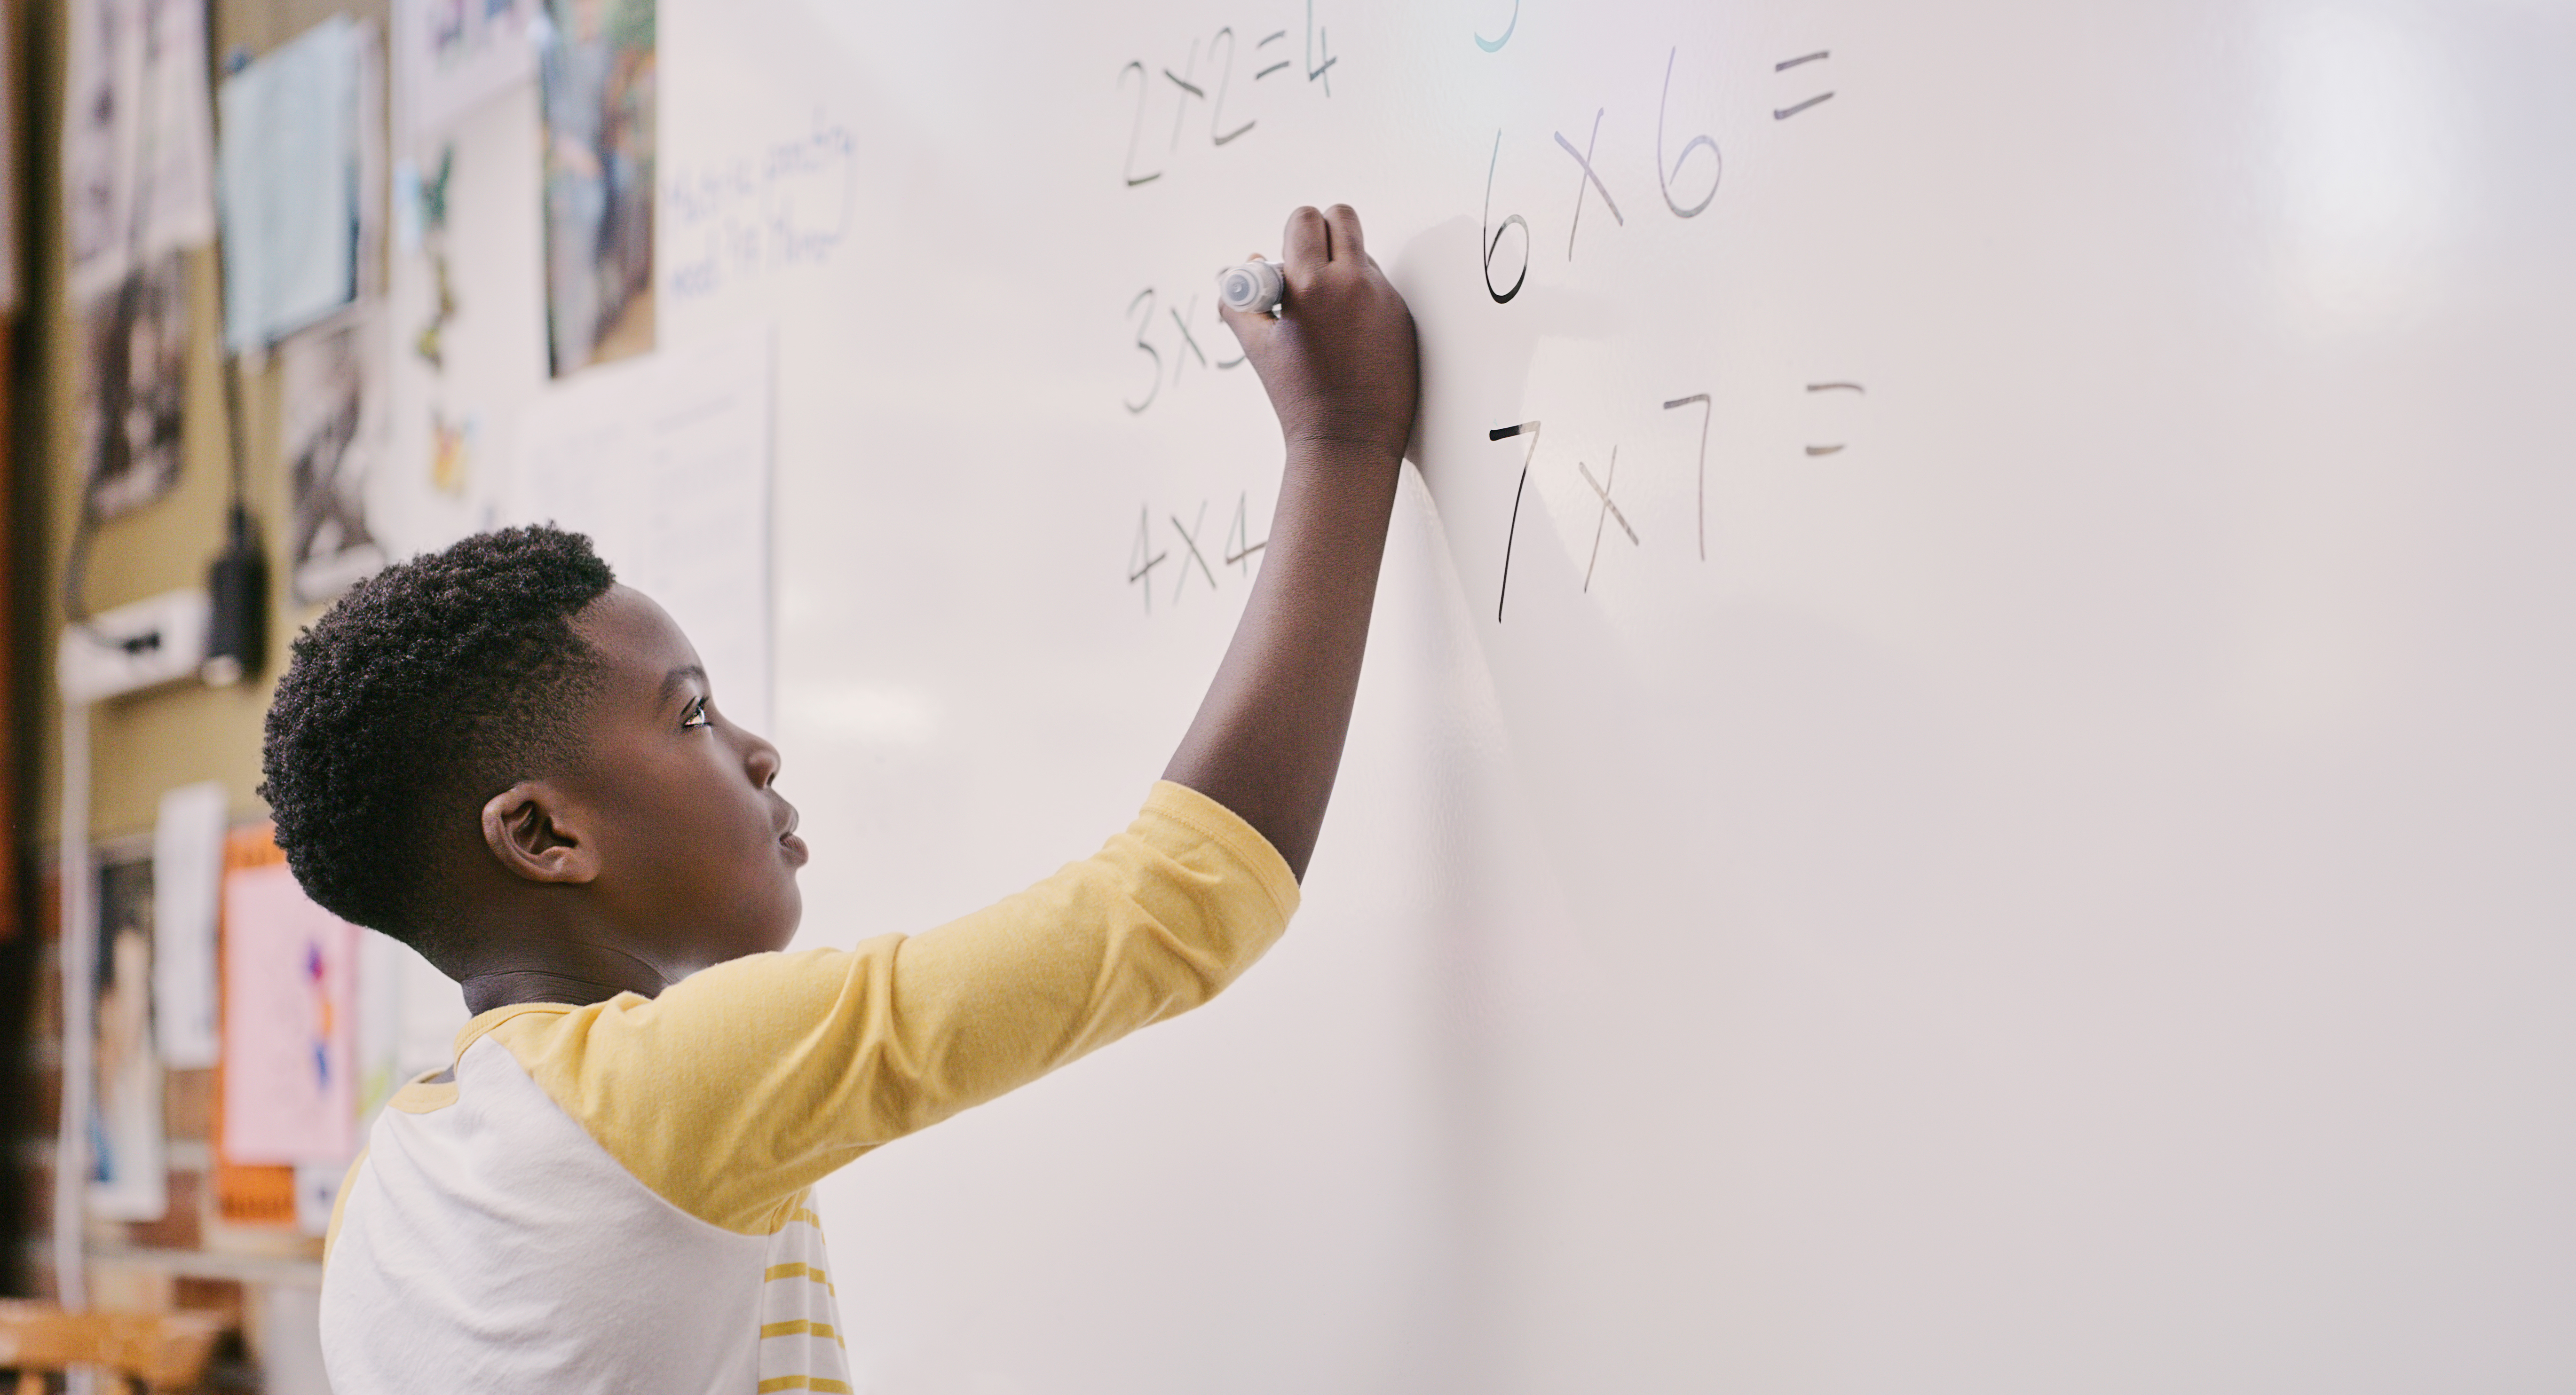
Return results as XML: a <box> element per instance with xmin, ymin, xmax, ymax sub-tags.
<box><xmin>260</xmin><ymin>525</ymin><xmax>616</xmax><ymax>955</ymax></box>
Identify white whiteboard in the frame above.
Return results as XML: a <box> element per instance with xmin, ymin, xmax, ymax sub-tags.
<box><xmin>665</xmin><ymin>1</ymin><xmax>2569</xmax><ymax>1390</ymax></box>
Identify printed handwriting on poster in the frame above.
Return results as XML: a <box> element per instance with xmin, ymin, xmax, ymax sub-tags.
<box><xmin>1118</xmin><ymin>0</ymin><xmax>1337</xmax><ymax>188</ymax></box>
<box><xmin>665</xmin><ymin>117</ymin><xmax>854</xmax><ymax>303</ymax></box>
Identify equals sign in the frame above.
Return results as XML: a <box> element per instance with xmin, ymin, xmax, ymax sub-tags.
<box><xmin>1805</xmin><ymin>380</ymin><xmax>1863</xmax><ymax>456</ymax></box>
<box><xmin>1774</xmin><ymin>50</ymin><xmax>1832</xmax><ymax>120</ymax></box>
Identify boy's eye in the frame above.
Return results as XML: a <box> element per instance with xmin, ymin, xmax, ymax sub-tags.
<box><xmin>682</xmin><ymin>697</ymin><xmax>710</xmax><ymax>729</ymax></box>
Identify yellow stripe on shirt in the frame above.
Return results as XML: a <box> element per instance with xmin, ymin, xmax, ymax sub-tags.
<box><xmin>763</xmin><ymin>1262</ymin><xmax>836</xmax><ymax>1294</ymax></box>
<box><xmin>755</xmin><ymin>1378</ymin><xmax>853</xmax><ymax>1393</ymax></box>
<box><xmin>761</xmin><ymin>1320</ymin><xmax>844</xmax><ymax>1344</ymax></box>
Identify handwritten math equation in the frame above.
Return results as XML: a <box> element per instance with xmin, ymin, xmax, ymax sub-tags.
<box><xmin>1481</xmin><ymin>45</ymin><xmax>1834</xmax><ymax>300</ymax></box>
<box><xmin>1120</xmin><ymin>278</ymin><xmax>1256</xmax><ymax>414</ymax></box>
<box><xmin>1105</xmin><ymin>24</ymin><xmax>1867</xmax><ymax>622</ymax></box>
<box><xmin>1486</xmin><ymin>380</ymin><xmax>1863</xmax><ymax>621</ymax></box>
<box><xmin>1117</xmin><ymin>0</ymin><xmax>1339</xmax><ymax>189</ymax></box>
<box><xmin>1467</xmin><ymin>36</ymin><xmax>1861</xmax><ymax>622</ymax></box>
<box><xmin>1127</xmin><ymin>493</ymin><xmax>1271</xmax><ymax>614</ymax></box>
<box><xmin>664</xmin><ymin>115</ymin><xmax>855</xmax><ymax>303</ymax></box>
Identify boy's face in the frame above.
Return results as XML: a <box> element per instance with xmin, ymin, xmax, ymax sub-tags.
<box><xmin>562</xmin><ymin>585</ymin><xmax>805</xmax><ymax>972</ymax></box>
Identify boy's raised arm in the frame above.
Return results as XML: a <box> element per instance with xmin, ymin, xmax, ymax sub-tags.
<box><xmin>1164</xmin><ymin>205</ymin><xmax>1421</xmax><ymax>881</ymax></box>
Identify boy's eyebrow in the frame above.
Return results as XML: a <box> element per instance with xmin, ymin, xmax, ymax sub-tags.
<box><xmin>656</xmin><ymin>665</ymin><xmax>709</xmax><ymax>706</ymax></box>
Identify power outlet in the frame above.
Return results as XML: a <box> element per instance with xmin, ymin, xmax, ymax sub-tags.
<box><xmin>58</xmin><ymin>588</ymin><xmax>213</xmax><ymax>703</ymax></box>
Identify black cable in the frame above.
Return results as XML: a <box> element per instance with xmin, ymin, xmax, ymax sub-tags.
<box><xmin>203</xmin><ymin>12</ymin><xmax>266</xmax><ymax>686</ymax></box>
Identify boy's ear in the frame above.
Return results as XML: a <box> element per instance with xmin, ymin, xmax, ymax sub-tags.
<box><xmin>480</xmin><ymin>782</ymin><xmax>601</xmax><ymax>885</ymax></box>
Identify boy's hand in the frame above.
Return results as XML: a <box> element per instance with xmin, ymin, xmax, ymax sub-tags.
<box><xmin>1219</xmin><ymin>205</ymin><xmax>1420</xmax><ymax>462</ymax></box>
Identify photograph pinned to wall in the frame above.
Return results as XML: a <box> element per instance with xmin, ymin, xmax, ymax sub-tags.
<box><xmin>220</xmin><ymin>861</ymin><xmax>358</xmax><ymax>1167</ymax></box>
<box><xmin>535</xmin><ymin>0</ymin><xmax>656</xmax><ymax>377</ymax></box>
<box><xmin>63</xmin><ymin>0</ymin><xmax>221</xmax><ymax>306</ymax></box>
<box><xmin>283</xmin><ymin>313</ymin><xmax>391</xmax><ymax>603</ymax></box>
<box><xmin>78</xmin><ymin>251</ymin><xmax>188</xmax><ymax>520</ymax></box>
<box><xmin>91</xmin><ymin>853</ymin><xmax>167</xmax><ymax>1222</ymax></box>
<box><xmin>395</xmin><ymin>0</ymin><xmax>540</xmax><ymax>141</ymax></box>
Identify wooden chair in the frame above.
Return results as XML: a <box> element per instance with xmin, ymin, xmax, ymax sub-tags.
<box><xmin>0</xmin><ymin>1302</ymin><xmax>226</xmax><ymax>1394</ymax></box>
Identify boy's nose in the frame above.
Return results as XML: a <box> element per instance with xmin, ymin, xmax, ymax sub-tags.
<box><xmin>746</xmin><ymin>734</ymin><xmax>782</xmax><ymax>788</ymax></box>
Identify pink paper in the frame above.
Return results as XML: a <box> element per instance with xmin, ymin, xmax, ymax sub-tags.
<box><xmin>221</xmin><ymin>864</ymin><xmax>357</xmax><ymax>1165</ymax></box>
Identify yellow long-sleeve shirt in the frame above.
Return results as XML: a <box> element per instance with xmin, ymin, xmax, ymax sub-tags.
<box><xmin>318</xmin><ymin>783</ymin><xmax>1297</xmax><ymax>1394</ymax></box>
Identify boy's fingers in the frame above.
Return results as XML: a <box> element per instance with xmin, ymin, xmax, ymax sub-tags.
<box><xmin>1217</xmin><ymin>297</ymin><xmax>1274</xmax><ymax>356</ymax></box>
<box><xmin>1281</xmin><ymin>206</ymin><xmax>1330</xmax><ymax>280</ymax></box>
<box><xmin>1323</xmin><ymin>205</ymin><xmax>1365</xmax><ymax>262</ymax></box>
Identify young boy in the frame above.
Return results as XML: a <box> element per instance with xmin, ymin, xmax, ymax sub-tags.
<box><xmin>266</xmin><ymin>206</ymin><xmax>1416</xmax><ymax>1392</ymax></box>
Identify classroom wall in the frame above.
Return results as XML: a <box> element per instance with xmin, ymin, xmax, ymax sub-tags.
<box><xmin>26</xmin><ymin>0</ymin><xmax>387</xmax><ymax>851</ymax></box>
<box><xmin>9</xmin><ymin>2</ymin><xmax>390</xmax><ymax>1377</ymax></box>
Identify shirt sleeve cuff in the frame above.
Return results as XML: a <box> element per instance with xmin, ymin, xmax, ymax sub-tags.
<box><xmin>1138</xmin><ymin>780</ymin><xmax>1302</xmax><ymax>927</ymax></box>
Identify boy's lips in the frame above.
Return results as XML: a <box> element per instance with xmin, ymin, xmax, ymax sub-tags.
<box><xmin>778</xmin><ymin>805</ymin><xmax>807</xmax><ymax>865</ymax></box>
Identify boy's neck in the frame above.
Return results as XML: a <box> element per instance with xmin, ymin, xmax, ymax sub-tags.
<box><xmin>455</xmin><ymin>932</ymin><xmax>673</xmax><ymax>1014</ymax></box>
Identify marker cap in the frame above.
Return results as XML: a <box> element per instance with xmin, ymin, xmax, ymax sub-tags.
<box><xmin>1217</xmin><ymin>259</ymin><xmax>1287</xmax><ymax>315</ymax></box>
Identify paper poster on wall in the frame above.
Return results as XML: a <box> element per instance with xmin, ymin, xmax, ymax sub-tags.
<box><xmin>397</xmin><ymin>942</ymin><xmax>469</xmax><ymax>1078</ymax></box>
<box><xmin>150</xmin><ymin>781</ymin><xmax>227</xmax><ymax>1069</ymax></box>
<box><xmin>282</xmin><ymin>313</ymin><xmax>391</xmax><ymax>602</ymax></box>
<box><xmin>220</xmin><ymin>863</ymin><xmax>358</xmax><ymax>1166</ymax></box>
<box><xmin>378</xmin><ymin>78</ymin><xmax>546</xmax><ymax>566</ymax></box>
<box><xmin>395</xmin><ymin>0</ymin><xmax>539</xmax><ymax>140</ymax></box>
<box><xmin>77</xmin><ymin>252</ymin><xmax>187</xmax><ymax>520</ymax></box>
<box><xmin>357</xmin><ymin>929</ymin><xmax>466</xmax><ymax>1125</ymax></box>
<box><xmin>356</xmin><ymin>931</ymin><xmax>403</xmax><ymax>1129</ymax></box>
<box><xmin>63</xmin><ymin>0</ymin><xmax>220</xmax><ymax>306</ymax></box>
<box><xmin>90</xmin><ymin>855</ymin><xmax>166</xmax><ymax>1222</ymax></box>
<box><xmin>217</xmin><ymin>16</ymin><xmax>363</xmax><ymax>350</ymax></box>
<box><xmin>535</xmin><ymin>0</ymin><xmax>655</xmax><ymax>376</ymax></box>
<box><xmin>514</xmin><ymin>324</ymin><xmax>773</xmax><ymax>731</ymax></box>
<box><xmin>403</xmin><ymin>148</ymin><xmax>470</xmax><ymax>489</ymax></box>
